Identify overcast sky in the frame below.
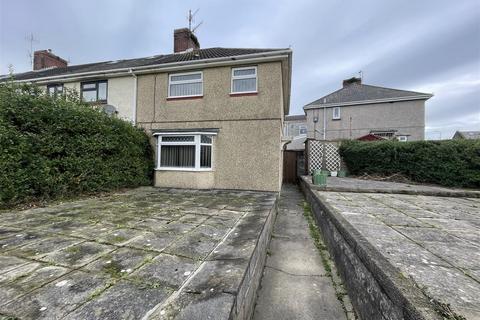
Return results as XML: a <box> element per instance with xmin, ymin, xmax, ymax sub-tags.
<box><xmin>1</xmin><ymin>0</ymin><xmax>479</xmax><ymax>139</ymax></box>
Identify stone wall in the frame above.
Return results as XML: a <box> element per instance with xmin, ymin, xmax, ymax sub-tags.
<box><xmin>299</xmin><ymin>177</ymin><xmax>441</xmax><ymax>320</ymax></box>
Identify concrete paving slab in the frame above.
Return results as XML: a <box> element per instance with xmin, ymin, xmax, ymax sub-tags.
<box><xmin>307</xmin><ymin>179</ymin><xmax>480</xmax><ymax>319</ymax></box>
<box><xmin>0</xmin><ymin>270</ymin><xmax>109</xmax><ymax>319</ymax></box>
<box><xmin>0</xmin><ymin>187</ymin><xmax>277</xmax><ymax>319</ymax></box>
<box><xmin>254</xmin><ymin>269</ymin><xmax>347</xmax><ymax>320</ymax></box>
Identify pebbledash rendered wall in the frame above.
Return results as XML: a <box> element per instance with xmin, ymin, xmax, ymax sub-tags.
<box><xmin>305</xmin><ymin>99</ymin><xmax>426</xmax><ymax>141</ymax></box>
<box><xmin>136</xmin><ymin>61</ymin><xmax>286</xmax><ymax>192</ymax></box>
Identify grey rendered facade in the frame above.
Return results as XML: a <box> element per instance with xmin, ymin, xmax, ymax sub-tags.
<box><xmin>304</xmin><ymin>78</ymin><xmax>433</xmax><ymax>141</ymax></box>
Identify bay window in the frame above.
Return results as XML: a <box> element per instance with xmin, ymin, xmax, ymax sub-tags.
<box><xmin>168</xmin><ymin>71</ymin><xmax>203</xmax><ymax>98</ymax></box>
<box><xmin>156</xmin><ymin>134</ymin><xmax>213</xmax><ymax>170</ymax></box>
<box><xmin>231</xmin><ymin>66</ymin><xmax>257</xmax><ymax>94</ymax></box>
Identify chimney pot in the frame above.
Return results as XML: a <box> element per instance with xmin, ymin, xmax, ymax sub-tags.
<box><xmin>33</xmin><ymin>49</ymin><xmax>67</xmax><ymax>71</ymax></box>
<box><xmin>343</xmin><ymin>77</ymin><xmax>362</xmax><ymax>87</ymax></box>
<box><xmin>173</xmin><ymin>28</ymin><xmax>200</xmax><ymax>53</ymax></box>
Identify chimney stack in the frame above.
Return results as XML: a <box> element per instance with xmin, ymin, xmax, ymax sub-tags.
<box><xmin>343</xmin><ymin>77</ymin><xmax>362</xmax><ymax>87</ymax></box>
<box><xmin>33</xmin><ymin>49</ymin><xmax>67</xmax><ymax>71</ymax></box>
<box><xmin>173</xmin><ymin>28</ymin><xmax>200</xmax><ymax>53</ymax></box>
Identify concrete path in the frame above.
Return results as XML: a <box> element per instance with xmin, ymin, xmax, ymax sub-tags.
<box><xmin>253</xmin><ymin>184</ymin><xmax>349</xmax><ymax>320</ymax></box>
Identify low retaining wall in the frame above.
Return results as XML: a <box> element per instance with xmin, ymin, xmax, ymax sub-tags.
<box><xmin>231</xmin><ymin>198</ymin><xmax>278</xmax><ymax>320</ymax></box>
<box><xmin>300</xmin><ymin>177</ymin><xmax>442</xmax><ymax>320</ymax></box>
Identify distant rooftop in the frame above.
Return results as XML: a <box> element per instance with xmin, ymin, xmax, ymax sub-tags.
<box><xmin>453</xmin><ymin>131</ymin><xmax>480</xmax><ymax>140</ymax></box>
<box><xmin>285</xmin><ymin>114</ymin><xmax>306</xmax><ymax>121</ymax></box>
<box><xmin>305</xmin><ymin>77</ymin><xmax>432</xmax><ymax>108</ymax></box>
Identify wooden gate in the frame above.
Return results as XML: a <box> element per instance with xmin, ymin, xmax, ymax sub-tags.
<box><xmin>283</xmin><ymin>150</ymin><xmax>297</xmax><ymax>183</ymax></box>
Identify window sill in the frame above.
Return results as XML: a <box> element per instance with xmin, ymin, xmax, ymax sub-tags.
<box><xmin>332</xmin><ymin>118</ymin><xmax>341</xmax><ymax>121</ymax></box>
<box><xmin>155</xmin><ymin>167</ymin><xmax>213</xmax><ymax>172</ymax></box>
<box><xmin>229</xmin><ymin>92</ymin><xmax>258</xmax><ymax>97</ymax></box>
<box><xmin>166</xmin><ymin>96</ymin><xmax>203</xmax><ymax>101</ymax></box>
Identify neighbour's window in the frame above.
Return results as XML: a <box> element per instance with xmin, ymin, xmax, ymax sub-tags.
<box><xmin>81</xmin><ymin>80</ymin><xmax>107</xmax><ymax>102</ymax></box>
<box><xmin>168</xmin><ymin>72</ymin><xmax>203</xmax><ymax>98</ymax></box>
<box><xmin>332</xmin><ymin>107</ymin><xmax>341</xmax><ymax>120</ymax></box>
<box><xmin>299</xmin><ymin>125</ymin><xmax>307</xmax><ymax>135</ymax></box>
<box><xmin>231</xmin><ymin>66</ymin><xmax>257</xmax><ymax>93</ymax></box>
<box><xmin>47</xmin><ymin>84</ymin><xmax>63</xmax><ymax>97</ymax></box>
<box><xmin>157</xmin><ymin>134</ymin><xmax>213</xmax><ymax>170</ymax></box>
<box><xmin>398</xmin><ymin>136</ymin><xmax>408</xmax><ymax>142</ymax></box>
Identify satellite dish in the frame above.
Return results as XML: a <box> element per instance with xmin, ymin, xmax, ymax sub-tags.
<box><xmin>102</xmin><ymin>104</ymin><xmax>117</xmax><ymax>116</ymax></box>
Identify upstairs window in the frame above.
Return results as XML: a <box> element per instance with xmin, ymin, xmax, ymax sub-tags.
<box><xmin>47</xmin><ymin>84</ymin><xmax>63</xmax><ymax>97</ymax></box>
<box><xmin>168</xmin><ymin>72</ymin><xmax>203</xmax><ymax>98</ymax></box>
<box><xmin>231</xmin><ymin>67</ymin><xmax>257</xmax><ymax>94</ymax></box>
<box><xmin>81</xmin><ymin>80</ymin><xmax>107</xmax><ymax>103</ymax></box>
<box><xmin>157</xmin><ymin>134</ymin><xmax>213</xmax><ymax>170</ymax></box>
<box><xmin>332</xmin><ymin>107</ymin><xmax>341</xmax><ymax>120</ymax></box>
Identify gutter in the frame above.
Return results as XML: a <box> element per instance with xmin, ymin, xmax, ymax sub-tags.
<box><xmin>14</xmin><ymin>50</ymin><xmax>292</xmax><ymax>84</ymax></box>
<box><xmin>304</xmin><ymin>94</ymin><xmax>434</xmax><ymax>110</ymax></box>
<box><xmin>129</xmin><ymin>69</ymin><xmax>137</xmax><ymax>125</ymax></box>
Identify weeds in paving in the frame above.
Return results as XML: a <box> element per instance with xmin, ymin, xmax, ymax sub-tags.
<box><xmin>302</xmin><ymin>201</ymin><xmax>357</xmax><ymax>319</ymax></box>
<box><xmin>430</xmin><ymin>299</ymin><xmax>467</xmax><ymax>320</ymax></box>
<box><xmin>302</xmin><ymin>201</ymin><xmax>332</xmax><ymax>277</ymax></box>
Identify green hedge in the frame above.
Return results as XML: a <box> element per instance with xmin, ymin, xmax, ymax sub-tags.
<box><xmin>339</xmin><ymin>140</ymin><xmax>480</xmax><ymax>188</ymax></box>
<box><xmin>0</xmin><ymin>82</ymin><xmax>153</xmax><ymax>207</ymax></box>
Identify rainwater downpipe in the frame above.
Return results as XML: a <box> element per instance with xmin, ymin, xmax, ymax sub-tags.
<box><xmin>323</xmin><ymin>105</ymin><xmax>327</xmax><ymax>140</ymax></box>
<box><xmin>129</xmin><ymin>69</ymin><xmax>137</xmax><ymax>125</ymax></box>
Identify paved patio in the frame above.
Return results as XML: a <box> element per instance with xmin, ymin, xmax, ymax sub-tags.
<box><xmin>0</xmin><ymin>187</ymin><xmax>277</xmax><ymax>319</ymax></box>
<box><xmin>319</xmin><ymin>189</ymin><xmax>480</xmax><ymax>319</ymax></box>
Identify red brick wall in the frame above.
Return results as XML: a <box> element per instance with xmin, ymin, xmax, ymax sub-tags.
<box><xmin>173</xmin><ymin>28</ymin><xmax>200</xmax><ymax>53</ymax></box>
<box><xmin>33</xmin><ymin>50</ymin><xmax>67</xmax><ymax>70</ymax></box>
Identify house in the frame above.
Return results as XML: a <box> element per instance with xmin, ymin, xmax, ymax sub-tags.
<box><xmin>283</xmin><ymin>114</ymin><xmax>307</xmax><ymax>150</ymax></box>
<box><xmin>303</xmin><ymin>77</ymin><xmax>433</xmax><ymax>141</ymax></box>
<box><xmin>452</xmin><ymin>131</ymin><xmax>480</xmax><ymax>140</ymax></box>
<box><xmin>6</xmin><ymin>28</ymin><xmax>292</xmax><ymax>192</ymax></box>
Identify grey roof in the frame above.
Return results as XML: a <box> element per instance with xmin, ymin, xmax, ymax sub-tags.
<box><xmin>285</xmin><ymin>114</ymin><xmax>306</xmax><ymax>121</ymax></box>
<box><xmin>4</xmin><ymin>47</ymin><xmax>287</xmax><ymax>81</ymax></box>
<box><xmin>453</xmin><ymin>131</ymin><xmax>480</xmax><ymax>139</ymax></box>
<box><xmin>305</xmin><ymin>83</ymin><xmax>432</xmax><ymax>107</ymax></box>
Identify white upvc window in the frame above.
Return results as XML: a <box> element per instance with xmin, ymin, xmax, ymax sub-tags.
<box><xmin>156</xmin><ymin>133</ymin><xmax>214</xmax><ymax>171</ymax></box>
<box><xmin>299</xmin><ymin>125</ymin><xmax>307</xmax><ymax>136</ymax></box>
<box><xmin>231</xmin><ymin>66</ymin><xmax>257</xmax><ymax>94</ymax></box>
<box><xmin>398</xmin><ymin>135</ymin><xmax>408</xmax><ymax>142</ymax></box>
<box><xmin>332</xmin><ymin>107</ymin><xmax>341</xmax><ymax>120</ymax></box>
<box><xmin>168</xmin><ymin>71</ymin><xmax>203</xmax><ymax>98</ymax></box>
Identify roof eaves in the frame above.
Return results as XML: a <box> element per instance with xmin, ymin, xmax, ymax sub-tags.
<box><xmin>304</xmin><ymin>94</ymin><xmax>433</xmax><ymax>110</ymax></box>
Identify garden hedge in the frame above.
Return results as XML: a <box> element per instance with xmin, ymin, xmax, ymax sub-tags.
<box><xmin>0</xmin><ymin>82</ymin><xmax>153</xmax><ymax>207</ymax></box>
<box><xmin>339</xmin><ymin>139</ymin><xmax>480</xmax><ymax>188</ymax></box>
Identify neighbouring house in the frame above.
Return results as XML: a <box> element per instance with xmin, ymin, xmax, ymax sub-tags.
<box><xmin>284</xmin><ymin>114</ymin><xmax>307</xmax><ymax>150</ymax></box>
<box><xmin>303</xmin><ymin>77</ymin><xmax>433</xmax><ymax>141</ymax></box>
<box><xmin>4</xmin><ymin>28</ymin><xmax>292</xmax><ymax>192</ymax></box>
<box><xmin>452</xmin><ymin>131</ymin><xmax>480</xmax><ymax>140</ymax></box>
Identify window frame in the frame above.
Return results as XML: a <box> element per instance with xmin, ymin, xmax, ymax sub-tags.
<box><xmin>332</xmin><ymin>107</ymin><xmax>341</xmax><ymax>120</ymax></box>
<box><xmin>231</xmin><ymin>66</ymin><xmax>258</xmax><ymax>94</ymax></box>
<box><xmin>155</xmin><ymin>133</ymin><xmax>214</xmax><ymax>171</ymax></box>
<box><xmin>167</xmin><ymin>71</ymin><xmax>203</xmax><ymax>99</ymax></box>
<box><xmin>298</xmin><ymin>125</ymin><xmax>307</xmax><ymax>136</ymax></box>
<box><xmin>47</xmin><ymin>83</ymin><xmax>64</xmax><ymax>97</ymax></box>
<box><xmin>80</xmin><ymin>80</ymin><xmax>108</xmax><ymax>103</ymax></box>
<box><xmin>398</xmin><ymin>135</ymin><xmax>408</xmax><ymax>142</ymax></box>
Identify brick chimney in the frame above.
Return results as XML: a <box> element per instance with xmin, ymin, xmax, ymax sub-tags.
<box><xmin>33</xmin><ymin>49</ymin><xmax>67</xmax><ymax>71</ymax></box>
<box><xmin>173</xmin><ymin>28</ymin><xmax>200</xmax><ymax>53</ymax></box>
<box><xmin>343</xmin><ymin>77</ymin><xmax>362</xmax><ymax>87</ymax></box>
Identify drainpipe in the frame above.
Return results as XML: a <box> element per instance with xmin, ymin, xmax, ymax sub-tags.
<box><xmin>129</xmin><ymin>69</ymin><xmax>137</xmax><ymax>125</ymax></box>
<box><xmin>323</xmin><ymin>107</ymin><xmax>327</xmax><ymax>140</ymax></box>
